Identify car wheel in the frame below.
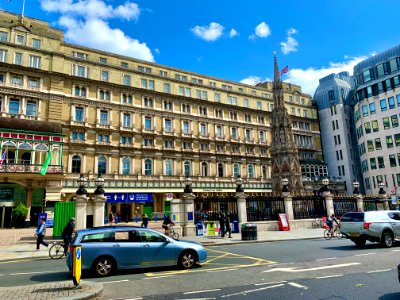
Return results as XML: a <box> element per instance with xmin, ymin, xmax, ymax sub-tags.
<box><xmin>93</xmin><ymin>256</ymin><xmax>115</xmax><ymax>277</ymax></box>
<box><xmin>354</xmin><ymin>237</ymin><xmax>366</xmax><ymax>248</ymax></box>
<box><xmin>178</xmin><ymin>251</ymin><xmax>196</xmax><ymax>269</ymax></box>
<box><xmin>381</xmin><ymin>232</ymin><xmax>394</xmax><ymax>248</ymax></box>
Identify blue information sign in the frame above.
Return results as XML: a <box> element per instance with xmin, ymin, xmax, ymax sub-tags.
<box><xmin>188</xmin><ymin>212</ymin><xmax>193</xmax><ymax>221</ymax></box>
<box><xmin>105</xmin><ymin>193</ymin><xmax>153</xmax><ymax>203</ymax></box>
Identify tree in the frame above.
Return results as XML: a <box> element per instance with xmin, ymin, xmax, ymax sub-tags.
<box><xmin>12</xmin><ymin>202</ymin><xmax>28</xmax><ymax>228</ymax></box>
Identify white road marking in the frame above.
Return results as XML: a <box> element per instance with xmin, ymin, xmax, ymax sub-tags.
<box><xmin>206</xmin><ymin>268</ymin><xmax>237</xmax><ymax>273</ymax></box>
<box><xmin>10</xmin><ymin>271</ymin><xmax>59</xmax><ymax>276</ymax></box>
<box><xmin>254</xmin><ymin>280</ymin><xmax>287</xmax><ymax>286</ymax></box>
<box><xmin>144</xmin><ymin>275</ymin><xmax>173</xmax><ymax>279</ymax></box>
<box><xmin>391</xmin><ymin>249</ymin><xmax>400</xmax><ymax>252</ymax></box>
<box><xmin>354</xmin><ymin>252</ymin><xmax>376</xmax><ymax>257</ymax></box>
<box><xmin>263</xmin><ymin>262</ymin><xmax>360</xmax><ymax>273</ymax></box>
<box><xmin>316</xmin><ymin>274</ymin><xmax>343</xmax><ymax>279</ymax></box>
<box><xmin>101</xmin><ymin>279</ymin><xmax>130</xmax><ymax>284</ymax></box>
<box><xmin>366</xmin><ymin>269</ymin><xmax>392</xmax><ymax>274</ymax></box>
<box><xmin>184</xmin><ymin>289</ymin><xmax>221</xmax><ymax>295</ymax></box>
<box><xmin>316</xmin><ymin>257</ymin><xmax>337</xmax><ymax>261</ymax></box>
<box><xmin>221</xmin><ymin>284</ymin><xmax>285</xmax><ymax>298</ymax></box>
<box><xmin>177</xmin><ymin>298</ymin><xmax>216</xmax><ymax>300</ymax></box>
<box><xmin>288</xmin><ymin>282</ymin><xmax>308</xmax><ymax>290</ymax></box>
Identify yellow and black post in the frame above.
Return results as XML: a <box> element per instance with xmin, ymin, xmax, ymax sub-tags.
<box><xmin>72</xmin><ymin>245</ymin><xmax>82</xmax><ymax>288</ymax></box>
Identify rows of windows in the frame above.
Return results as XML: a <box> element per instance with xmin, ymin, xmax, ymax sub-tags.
<box><xmin>364</xmin><ymin>173</ymin><xmax>400</xmax><ymax>191</ymax></box>
<box><xmin>356</xmin><ymin>114</ymin><xmax>400</xmax><ymax>139</ymax></box>
<box><xmin>365</xmin><ymin>134</ymin><xmax>400</xmax><ymax>153</ymax></box>
<box><xmin>361</xmin><ymin>153</ymin><xmax>400</xmax><ymax>173</ymax></box>
<box><xmin>70</xmin><ymin>154</ymin><xmax>262</xmax><ymax>178</ymax></box>
<box><xmin>0</xmin><ymin>96</ymin><xmax>38</xmax><ymax>117</ymax></box>
<box><xmin>355</xmin><ymin>56</ymin><xmax>400</xmax><ymax>86</ymax></box>
<box><xmin>355</xmin><ymin>75</ymin><xmax>400</xmax><ymax>102</ymax></box>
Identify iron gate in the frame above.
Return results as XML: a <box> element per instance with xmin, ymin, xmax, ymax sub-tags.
<box><xmin>246</xmin><ymin>196</ymin><xmax>285</xmax><ymax>221</ymax></box>
<box><xmin>333</xmin><ymin>198</ymin><xmax>357</xmax><ymax>217</ymax></box>
<box><xmin>292</xmin><ymin>195</ymin><xmax>326</xmax><ymax>219</ymax></box>
<box><xmin>194</xmin><ymin>196</ymin><xmax>238</xmax><ymax>223</ymax></box>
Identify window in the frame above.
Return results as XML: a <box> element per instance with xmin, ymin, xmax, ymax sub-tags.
<box><xmin>175</xmin><ymin>74</ymin><xmax>187</xmax><ymax>81</ymax></box>
<box><xmin>164</xmin><ymin>119</ymin><xmax>172</xmax><ymax>132</ymax></box>
<box><xmin>244</xmin><ymin>114</ymin><xmax>251</xmax><ymax>122</ymax></box>
<box><xmin>138</xmin><ymin>66</ymin><xmax>152</xmax><ymax>73</ymax></box>
<box><xmin>71</xmin><ymin>155</ymin><xmax>81</xmax><ymax>173</ymax></box>
<box><xmin>28</xmin><ymin>78</ymin><xmax>39</xmax><ymax>89</ymax></box>
<box><xmin>367</xmin><ymin>140</ymin><xmax>374</xmax><ymax>152</ymax></box>
<box><xmin>248</xmin><ymin>164</ymin><xmax>255</xmax><ymax>178</ymax></box>
<box><xmin>0</xmin><ymin>32</ymin><xmax>8</xmax><ymax>42</ymax></box>
<box><xmin>380</xmin><ymin>99</ymin><xmax>387</xmax><ymax>111</ymax></box>
<box><xmin>74</xmin><ymin>86</ymin><xmax>86</xmax><ymax>97</ymax></box>
<box><xmin>122</xmin><ymin>157</ymin><xmax>131</xmax><ymax>175</ymax></box>
<box><xmin>388</xmin><ymin>97</ymin><xmax>395</xmax><ymax>109</ymax></box>
<box><xmin>122</xmin><ymin>93</ymin><xmax>133</xmax><ymax>104</ymax></box>
<box><xmin>72</xmin><ymin>131</ymin><xmax>84</xmax><ymax>141</ymax></box>
<box><xmin>216</xmin><ymin>125</ymin><xmax>223</xmax><ymax>138</ymax></box>
<box><xmin>214</xmin><ymin>93</ymin><xmax>221</xmax><ymax>102</ymax></box>
<box><xmin>75</xmin><ymin>107</ymin><xmax>84</xmax><ymax>122</ymax></box>
<box><xmin>101</xmin><ymin>70</ymin><xmax>109</xmax><ymax>82</ymax></box>
<box><xmin>378</xmin><ymin>156</ymin><xmax>385</xmax><ymax>169</ymax></box>
<box><xmin>200</xmin><ymin>123</ymin><xmax>207</xmax><ymax>136</ymax></box>
<box><xmin>259</xmin><ymin>131</ymin><xmax>265</xmax><ymax>142</ymax></box>
<box><xmin>199</xmin><ymin>106</ymin><xmax>207</xmax><ymax>116</ymax></box>
<box><xmin>375</xmin><ymin>138</ymin><xmax>382</xmax><ymax>150</ymax></box>
<box><xmin>230</xmin><ymin>111</ymin><xmax>238</xmax><ymax>120</ymax></box>
<box><xmin>123</xmin><ymin>74</ymin><xmax>131</xmax><ymax>86</ymax></box>
<box><xmin>257</xmin><ymin>101</ymin><xmax>262</xmax><ymax>110</ymax></box>
<box><xmin>143</xmin><ymin>97</ymin><xmax>153</xmax><ymax>107</ymax></box>
<box><xmin>233</xmin><ymin>163</ymin><xmax>240</xmax><ymax>177</ymax></box>
<box><xmin>383</xmin><ymin>117</ymin><xmax>390</xmax><ymax>129</ymax></box>
<box><xmin>99</xmin><ymin>90</ymin><xmax>110</xmax><ymax>101</ymax></box>
<box><xmin>362</xmin><ymin>105</ymin><xmax>368</xmax><ymax>116</ymax></box>
<box><xmin>143</xmin><ymin>138</ymin><xmax>153</xmax><ymax>146</ymax></box>
<box><xmin>395</xmin><ymin>134</ymin><xmax>400</xmax><ymax>147</ymax></box>
<box><xmin>141</xmin><ymin>78</ymin><xmax>155</xmax><ymax>90</ymax></box>
<box><xmin>389</xmin><ymin>155</ymin><xmax>397</xmax><ymax>167</ymax></box>
<box><xmin>231</xmin><ymin>127</ymin><xmax>237</xmax><ymax>139</ymax></box>
<box><xmin>144</xmin><ymin>116</ymin><xmax>152</xmax><ymax>130</ymax></box>
<box><xmin>0</xmin><ymin>49</ymin><xmax>7</xmax><ymax>63</ymax></box>
<box><xmin>144</xmin><ymin>159</ymin><xmax>152</xmax><ymax>175</ymax></box>
<box><xmin>217</xmin><ymin>162</ymin><xmax>224</xmax><ymax>177</ymax></box>
<box><xmin>245</xmin><ymin>129</ymin><xmax>251</xmax><ymax>141</ymax></box>
<box><xmin>159</xmin><ymin>70</ymin><xmax>168</xmax><ymax>77</ymax></box>
<box><xmin>182</xmin><ymin>121</ymin><xmax>190</xmax><ymax>134</ymax></box>
<box><xmin>121</xmin><ymin>136</ymin><xmax>132</xmax><ymax>145</ymax></box>
<box><xmin>9</xmin><ymin>98</ymin><xmax>19</xmax><ymax>114</ymax></box>
<box><xmin>72</xmin><ymin>64</ymin><xmax>89</xmax><ymax>78</ymax></box>
<box><xmin>98</xmin><ymin>156</ymin><xmax>107</xmax><ymax>174</ymax></box>
<box><xmin>97</xmin><ymin>133</ymin><xmax>109</xmax><ymax>143</ymax></box>
<box><xmin>215</xmin><ymin>109</ymin><xmax>222</xmax><ymax>118</ymax></box>
<box><xmin>99</xmin><ymin>110</ymin><xmax>108</xmax><ymax>125</ymax></box>
<box><xmin>386</xmin><ymin>136</ymin><xmax>394</xmax><ymax>148</ymax></box>
<box><xmin>201</xmin><ymin>162</ymin><xmax>208</xmax><ymax>176</ymax></box>
<box><xmin>164</xmin><ymin>139</ymin><xmax>173</xmax><ymax>148</ymax></box>
<box><xmin>184</xmin><ymin>161</ymin><xmax>191</xmax><ymax>177</ymax></box>
<box><xmin>14</xmin><ymin>52</ymin><xmax>22</xmax><ymax>65</ymax></box>
<box><xmin>369</xmin><ymin>102</ymin><xmax>376</xmax><ymax>114</ymax></box>
<box><xmin>165</xmin><ymin>160</ymin><xmax>173</xmax><ymax>176</ymax></box>
<box><xmin>182</xmin><ymin>104</ymin><xmax>191</xmax><ymax>113</ymax></box>
<box><xmin>362</xmin><ymin>68</ymin><xmax>373</xmax><ymax>82</ymax></box>
<box><xmin>122</xmin><ymin>113</ymin><xmax>131</xmax><ymax>127</ymax></box>
<box><xmin>26</xmin><ymin>100</ymin><xmax>37</xmax><ymax>116</ymax></box>
<box><xmin>370</xmin><ymin>158</ymin><xmax>376</xmax><ymax>170</ymax></box>
<box><xmin>164</xmin><ymin>83</ymin><xmax>171</xmax><ymax>93</ymax></box>
<box><xmin>364</xmin><ymin>122</ymin><xmax>371</xmax><ymax>134</ymax></box>
<box><xmin>244</xmin><ymin>99</ymin><xmax>249</xmax><ymax>108</ymax></box>
<box><xmin>328</xmin><ymin>90</ymin><xmax>335</xmax><ymax>100</ymax></box>
<box><xmin>371</xmin><ymin>120</ymin><xmax>379</xmax><ymax>132</ymax></box>
<box><xmin>121</xmin><ymin>62</ymin><xmax>128</xmax><ymax>68</ymax></box>
<box><xmin>99</xmin><ymin>57</ymin><xmax>107</xmax><ymax>64</ymax></box>
<box><xmin>392</xmin><ymin>115</ymin><xmax>399</xmax><ymax>128</ymax></box>
<box><xmin>16</xmin><ymin>34</ymin><xmax>24</xmax><ymax>45</ymax></box>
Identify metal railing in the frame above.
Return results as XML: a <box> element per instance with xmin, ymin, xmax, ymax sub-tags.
<box><xmin>246</xmin><ymin>196</ymin><xmax>285</xmax><ymax>221</ymax></box>
<box><xmin>333</xmin><ymin>198</ymin><xmax>357</xmax><ymax>218</ymax></box>
<box><xmin>292</xmin><ymin>196</ymin><xmax>326</xmax><ymax>219</ymax></box>
<box><xmin>0</xmin><ymin>163</ymin><xmax>63</xmax><ymax>174</ymax></box>
<box><xmin>194</xmin><ymin>197</ymin><xmax>238</xmax><ymax>223</ymax></box>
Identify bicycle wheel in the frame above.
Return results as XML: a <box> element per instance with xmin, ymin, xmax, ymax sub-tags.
<box><xmin>172</xmin><ymin>232</ymin><xmax>179</xmax><ymax>240</ymax></box>
<box><xmin>49</xmin><ymin>243</ymin><xmax>64</xmax><ymax>259</ymax></box>
<box><xmin>324</xmin><ymin>229</ymin><xmax>332</xmax><ymax>240</ymax></box>
<box><xmin>335</xmin><ymin>228</ymin><xmax>343</xmax><ymax>239</ymax></box>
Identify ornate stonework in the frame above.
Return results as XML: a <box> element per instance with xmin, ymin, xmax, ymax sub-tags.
<box><xmin>270</xmin><ymin>54</ymin><xmax>303</xmax><ymax>195</ymax></box>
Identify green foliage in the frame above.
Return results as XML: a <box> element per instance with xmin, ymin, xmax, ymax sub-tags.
<box><xmin>12</xmin><ymin>202</ymin><xmax>28</xmax><ymax>227</ymax></box>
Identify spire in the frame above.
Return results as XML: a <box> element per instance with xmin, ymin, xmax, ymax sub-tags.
<box><xmin>274</xmin><ymin>51</ymin><xmax>280</xmax><ymax>83</ymax></box>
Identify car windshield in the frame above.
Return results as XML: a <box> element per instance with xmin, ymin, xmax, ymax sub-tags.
<box><xmin>341</xmin><ymin>212</ymin><xmax>365</xmax><ymax>222</ymax></box>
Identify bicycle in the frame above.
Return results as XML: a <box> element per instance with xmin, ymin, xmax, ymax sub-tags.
<box><xmin>324</xmin><ymin>225</ymin><xmax>343</xmax><ymax>240</ymax></box>
<box><xmin>169</xmin><ymin>225</ymin><xmax>179</xmax><ymax>240</ymax></box>
<box><xmin>49</xmin><ymin>241</ymin><xmax>66</xmax><ymax>259</ymax></box>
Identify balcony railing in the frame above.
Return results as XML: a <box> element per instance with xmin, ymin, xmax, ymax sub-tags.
<box><xmin>0</xmin><ymin>163</ymin><xmax>63</xmax><ymax>174</ymax></box>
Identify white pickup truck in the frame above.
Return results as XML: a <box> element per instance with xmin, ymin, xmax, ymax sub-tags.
<box><xmin>340</xmin><ymin>210</ymin><xmax>400</xmax><ymax>248</ymax></box>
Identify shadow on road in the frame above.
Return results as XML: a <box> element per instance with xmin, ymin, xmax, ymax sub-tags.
<box><xmin>379</xmin><ymin>292</ymin><xmax>400</xmax><ymax>300</ymax></box>
<box><xmin>30</xmin><ymin>271</ymin><xmax>71</xmax><ymax>283</ymax></box>
<box><xmin>321</xmin><ymin>241</ymin><xmax>400</xmax><ymax>251</ymax></box>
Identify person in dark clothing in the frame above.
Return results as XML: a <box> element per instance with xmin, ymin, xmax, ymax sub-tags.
<box><xmin>219</xmin><ymin>213</ymin><xmax>226</xmax><ymax>238</ymax></box>
<box><xmin>162</xmin><ymin>215</ymin><xmax>175</xmax><ymax>236</ymax></box>
<box><xmin>35</xmin><ymin>217</ymin><xmax>48</xmax><ymax>250</ymax></box>
<box><xmin>224</xmin><ymin>215</ymin><xmax>232</xmax><ymax>238</ymax></box>
<box><xmin>108</xmin><ymin>212</ymin><xmax>114</xmax><ymax>225</ymax></box>
<box><xmin>142</xmin><ymin>214</ymin><xmax>149</xmax><ymax>228</ymax></box>
<box><xmin>61</xmin><ymin>218</ymin><xmax>76</xmax><ymax>255</ymax></box>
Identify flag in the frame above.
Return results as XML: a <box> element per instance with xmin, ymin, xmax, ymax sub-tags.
<box><xmin>0</xmin><ymin>150</ymin><xmax>6</xmax><ymax>165</ymax></box>
<box><xmin>280</xmin><ymin>65</ymin><xmax>289</xmax><ymax>75</ymax></box>
<box><xmin>40</xmin><ymin>151</ymin><xmax>52</xmax><ymax>175</ymax></box>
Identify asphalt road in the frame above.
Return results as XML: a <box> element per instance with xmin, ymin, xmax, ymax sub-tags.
<box><xmin>1</xmin><ymin>238</ymin><xmax>400</xmax><ymax>299</ymax></box>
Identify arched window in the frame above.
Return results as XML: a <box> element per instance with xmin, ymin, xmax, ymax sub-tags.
<box><xmin>2</xmin><ymin>142</ymin><xmax>16</xmax><ymax>164</ymax></box>
<box><xmin>233</xmin><ymin>163</ymin><xmax>240</xmax><ymax>178</ymax></box>
<box><xmin>122</xmin><ymin>157</ymin><xmax>130</xmax><ymax>175</ymax></box>
<box><xmin>18</xmin><ymin>143</ymin><xmax>31</xmax><ymax>164</ymax></box>
<box><xmin>184</xmin><ymin>160</ymin><xmax>191</xmax><ymax>177</ymax></box>
<box><xmin>247</xmin><ymin>164</ymin><xmax>255</xmax><ymax>179</ymax></box>
<box><xmin>217</xmin><ymin>162</ymin><xmax>224</xmax><ymax>177</ymax></box>
<box><xmin>165</xmin><ymin>159</ymin><xmax>172</xmax><ymax>176</ymax></box>
<box><xmin>72</xmin><ymin>155</ymin><xmax>81</xmax><ymax>173</ymax></box>
<box><xmin>144</xmin><ymin>159</ymin><xmax>152</xmax><ymax>175</ymax></box>
<box><xmin>201</xmin><ymin>162</ymin><xmax>208</xmax><ymax>177</ymax></box>
<box><xmin>34</xmin><ymin>144</ymin><xmax>48</xmax><ymax>164</ymax></box>
<box><xmin>98</xmin><ymin>156</ymin><xmax>107</xmax><ymax>174</ymax></box>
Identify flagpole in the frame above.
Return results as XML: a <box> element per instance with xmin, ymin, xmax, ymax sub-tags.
<box><xmin>22</xmin><ymin>0</ymin><xmax>26</xmax><ymax>18</ymax></box>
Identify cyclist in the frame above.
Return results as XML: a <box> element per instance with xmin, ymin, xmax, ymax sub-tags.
<box><xmin>326</xmin><ymin>214</ymin><xmax>339</xmax><ymax>235</ymax></box>
<box><xmin>162</xmin><ymin>215</ymin><xmax>175</xmax><ymax>236</ymax></box>
<box><xmin>61</xmin><ymin>218</ymin><xmax>76</xmax><ymax>255</ymax></box>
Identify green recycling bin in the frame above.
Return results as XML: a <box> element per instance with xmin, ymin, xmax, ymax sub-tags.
<box><xmin>241</xmin><ymin>223</ymin><xmax>257</xmax><ymax>240</ymax></box>
<box><xmin>241</xmin><ymin>223</ymin><xmax>248</xmax><ymax>240</ymax></box>
<box><xmin>207</xmin><ymin>222</ymin><xmax>215</xmax><ymax>236</ymax></box>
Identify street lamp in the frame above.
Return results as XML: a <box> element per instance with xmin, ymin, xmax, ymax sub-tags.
<box><xmin>76</xmin><ymin>174</ymin><xmax>88</xmax><ymax>195</ymax></box>
<box><xmin>184</xmin><ymin>176</ymin><xmax>192</xmax><ymax>193</ymax></box>
<box><xmin>94</xmin><ymin>174</ymin><xmax>105</xmax><ymax>195</ymax></box>
<box><xmin>235</xmin><ymin>175</ymin><xmax>244</xmax><ymax>193</ymax></box>
<box><xmin>320</xmin><ymin>177</ymin><xmax>330</xmax><ymax>193</ymax></box>
<box><xmin>352</xmin><ymin>181</ymin><xmax>360</xmax><ymax>195</ymax></box>
<box><xmin>281</xmin><ymin>177</ymin><xmax>289</xmax><ymax>193</ymax></box>
<box><xmin>378</xmin><ymin>182</ymin><xmax>386</xmax><ymax>195</ymax></box>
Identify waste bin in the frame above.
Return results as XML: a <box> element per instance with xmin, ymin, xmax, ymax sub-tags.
<box><xmin>241</xmin><ymin>223</ymin><xmax>257</xmax><ymax>240</ymax></box>
<box><xmin>232</xmin><ymin>220</ymin><xmax>239</xmax><ymax>233</ymax></box>
<box><xmin>196</xmin><ymin>222</ymin><xmax>204</xmax><ymax>236</ymax></box>
<box><xmin>207</xmin><ymin>222</ymin><xmax>215</xmax><ymax>236</ymax></box>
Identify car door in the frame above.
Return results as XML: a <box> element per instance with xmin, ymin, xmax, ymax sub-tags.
<box><xmin>80</xmin><ymin>231</ymin><xmax>115</xmax><ymax>270</ymax></box>
<box><xmin>138</xmin><ymin>229</ymin><xmax>176</xmax><ymax>267</ymax></box>
<box><xmin>111</xmin><ymin>230</ymin><xmax>142</xmax><ymax>267</ymax></box>
<box><xmin>387</xmin><ymin>212</ymin><xmax>400</xmax><ymax>238</ymax></box>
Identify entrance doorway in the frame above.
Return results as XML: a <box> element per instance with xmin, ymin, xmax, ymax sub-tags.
<box><xmin>120</xmin><ymin>204</ymin><xmax>131</xmax><ymax>222</ymax></box>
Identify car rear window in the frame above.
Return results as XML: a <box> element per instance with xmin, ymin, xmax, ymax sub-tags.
<box><xmin>341</xmin><ymin>212</ymin><xmax>365</xmax><ymax>222</ymax></box>
<box><xmin>81</xmin><ymin>232</ymin><xmax>115</xmax><ymax>243</ymax></box>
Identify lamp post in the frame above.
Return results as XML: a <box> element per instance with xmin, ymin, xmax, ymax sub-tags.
<box><xmin>236</xmin><ymin>175</ymin><xmax>244</xmax><ymax>193</ymax></box>
<box><xmin>184</xmin><ymin>176</ymin><xmax>192</xmax><ymax>194</ymax></box>
<box><xmin>320</xmin><ymin>177</ymin><xmax>334</xmax><ymax>217</ymax></box>
<box><xmin>352</xmin><ymin>181</ymin><xmax>360</xmax><ymax>195</ymax></box>
<box><xmin>321</xmin><ymin>177</ymin><xmax>330</xmax><ymax>193</ymax></box>
<box><xmin>94</xmin><ymin>174</ymin><xmax>105</xmax><ymax>195</ymax></box>
<box><xmin>281</xmin><ymin>178</ymin><xmax>289</xmax><ymax>193</ymax></box>
<box><xmin>76</xmin><ymin>174</ymin><xmax>88</xmax><ymax>195</ymax></box>
<box><xmin>93</xmin><ymin>174</ymin><xmax>106</xmax><ymax>227</ymax></box>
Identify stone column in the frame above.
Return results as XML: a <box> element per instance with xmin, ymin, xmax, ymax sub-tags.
<box><xmin>355</xmin><ymin>195</ymin><xmax>364</xmax><ymax>211</ymax></box>
<box><xmin>323</xmin><ymin>191</ymin><xmax>334</xmax><ymax>216</ymax></box>
<box><xmin>170</xmin><ymin>198</ymin><xmax>184</xmax><ymax>236</ymax></box>
<box><xmin>182</xmin><ymin>193</ymin><xmax>196</xmax><ymax>236</ymax></box>
<box><xmin>25</xmin><ymin>187</ymin><xmax>33</xmax><ymax>227</ymax></box>
<box><xmin>236</xmin><ymin>192</ymin><xmax>247</xmax><ymax>224</ymax></box>
<box><xmin>93</xmin><ymin>194</ymin><xmax>106</xmax><ymax>227</ymax></box>
<box><xmin>282</xmin><ymin>192</ymin><xmax>294</xmax><ymax>220</ymax></box>
<box><xmin>75</xmin><ymin>195</ymin><xmax>88</xmax><ymax>230</ymax></box>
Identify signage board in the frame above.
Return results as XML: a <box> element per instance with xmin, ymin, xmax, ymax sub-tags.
<box><xmin>0</xmin><ymin>188</ymin><xmax>13</xmax><ymax>201</ymax></box>
<box><xmin>105</xmin><ymin>193</ymin><xmax>153</xmax><ymax>203</ymax></box>
<box><xmin>278</xmin><ymin>213</ymin><xmax>290</xmax><ymax>231</ymax></box>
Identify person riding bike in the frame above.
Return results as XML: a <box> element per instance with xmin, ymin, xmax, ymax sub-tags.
<box><xmin>61</xmin><ymin>218</ymin><xmax>76</xmax><ymax>255</ymax></box>
<box><xmin>162</xmin><ymin>215</ymin><xmax>175</xmax><ymax>236</ymax></box>
<box><xmin>326</xmin><ymin>214</ymin><xmax>339</xmax><ymax>234</ymax></box>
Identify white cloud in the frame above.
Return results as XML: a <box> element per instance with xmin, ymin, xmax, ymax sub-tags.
<box><xmin>191</xmin><ymin>22</ymin><xmax>224</xmax><ymax>42</ymax></box>
<box><xmin>40</xmin><ymin>0</ymin><xmax>154</xmax><ymax>62</ymax></box>
<box><xmin>240</xmin><ymin>76</ymin><xmax>262</xmax><ymax>85</ymax></box>
<box><xmin>281</xmin><ymin>28</ymin><xmax>298</xmax><ymax>55</ymax></box>
<box><xmin>229</xmin><ymin>28</ymin><xmax>238</xmax><ymax>38</ymax></box>
<box><xmin>249</xmin><ymin>22</ymin><xmax>271</xmax><ymax>40</ymax></box>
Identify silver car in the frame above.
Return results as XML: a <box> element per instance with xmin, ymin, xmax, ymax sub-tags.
<box><xmin>66</xmin><ymin>226</ymin><xmax>207</xmax><ymax>277</ymax></box>
<box><xmin>340</xmin><ymin>210</ymin><xmax>400</xmax><ymax>248</ymax></box>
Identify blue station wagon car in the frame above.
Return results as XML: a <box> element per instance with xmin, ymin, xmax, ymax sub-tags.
<box><xmin>66</xmin><ymin>226</ymin><xmax>207</xmax><ymax>277</ymax></box>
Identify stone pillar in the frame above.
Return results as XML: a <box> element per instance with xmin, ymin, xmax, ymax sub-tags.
<box><xmin>182</xmin><ymin>193</ymin><xmax>196</xmax><ymax>236</ymax></box>
<box><xmin>355</xmin><ymin>195</ymin><xmax>364</xmax><ymax>211</ymax></box>
<box><xmin>379</xmin><ymin>193</ymin><xmax>389</xmax><ymax>210</ymax></box>
<box><xmin>93</xmin><ymin>195</ymin><xmax>106</xmax><ymax>227</ymax></box>
<box><xmin>170</xmin><ymin>198</ymin><xmax>184</xmax><ymax>236</ymax></box>
<box><xmin>282</xmin><ymin>192</ymin><xmax>294</xmax><ymax>220</ymax></box>
<box><xmin>75</xmin><ymin>195</ymin><xmax>88</xmax><ymax>230</ymax></box>
<box><xmin>236</xmin><ymin>192</ymin><xmax>247</xmax><ymax>224</ymax></box>
<box><xmin>25</xmin><ymin>187</ymin><xmax>33</xmax><ymax>227</ymax></box>
<box><xmin>323</xmin><ymin>191</ymin><xmax>334</xmax><ymax>216</ymax></box>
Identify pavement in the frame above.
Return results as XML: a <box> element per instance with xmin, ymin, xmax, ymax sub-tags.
<box><xmin>0</xmin><ymin>223</ymin><xmax>324</xmax><ymax>300</ymax></box>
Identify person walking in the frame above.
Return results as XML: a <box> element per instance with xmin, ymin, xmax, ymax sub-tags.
<box><xmin>142</xmin><ymin>214</ymin><xmax>149</xmax><ymax>228</ymax></box>
<box><xmin>224</xmin><ymin>214</ymin><xmax>232</xmax><ymax>238</ymax></box>
<box><xmin>61</xmin><ymin>218</ymin><xmax>76</xmax><ymax>255</ymax></box>
<box><xmin>219</xmin><ymin>213</ymin><xmax>226</xmax><ymax>238</ymax></box>
<box><xmin>108</xmin><ymin>212</ymin><xmax>114</xmax><ymax>225</ymax></box>
<box><xmin>35</xmin><ymin>217</ymin><xmax>48</xmax><ymax>250</ymax></box>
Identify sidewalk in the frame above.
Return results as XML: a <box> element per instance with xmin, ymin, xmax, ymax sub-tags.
<box><xmin>0</xmin><ymin>225</ymin><xmax>324</xmax><ymax>300</ymax></box>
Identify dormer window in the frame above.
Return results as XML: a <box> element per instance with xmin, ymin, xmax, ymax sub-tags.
<box><xmin>73</xmin><ymin>51</ymin><xmax>88</xmax><ymax>59</ymax></box>
<box><xmin>16</xmin><ymin>34</ymin><xmax>25</xmax><ymax>45</ymax></box>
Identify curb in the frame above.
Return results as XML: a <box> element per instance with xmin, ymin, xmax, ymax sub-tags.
<box><xmin>200</xmin><ymin>236</ymin><xmax>322</xmax><ymax>247</ymax></box>
<box><xmin>58</xmin><ymin>281</ymin><xmax>103</xmax><ymax>300</ymax></box>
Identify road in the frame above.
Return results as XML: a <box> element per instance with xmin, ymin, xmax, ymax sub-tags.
<box><xmin>1</xmin><ymin>239</ymin><xmax>400</xmax><ymax>299</ymax></box>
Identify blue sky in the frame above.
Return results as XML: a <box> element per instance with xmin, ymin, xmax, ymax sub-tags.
<box><xmin>2</xmin><ymin>0</ymin><xmax>400</xmax><ymax>96</ymax></box>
